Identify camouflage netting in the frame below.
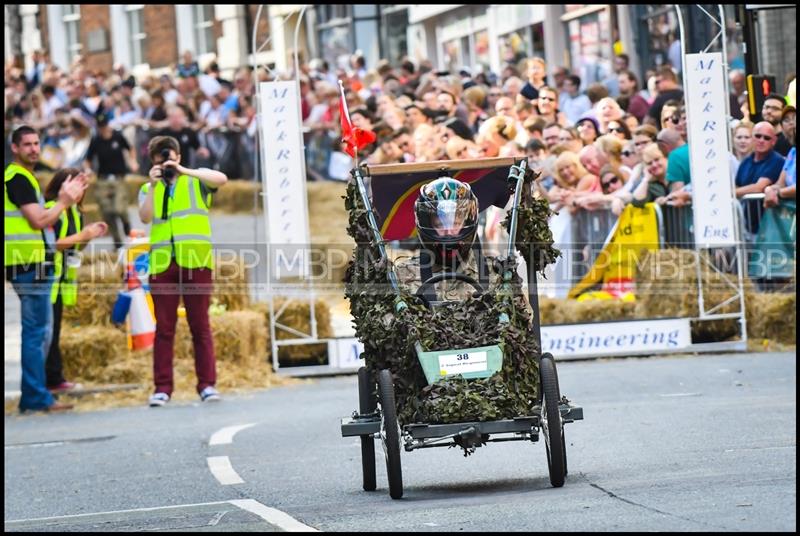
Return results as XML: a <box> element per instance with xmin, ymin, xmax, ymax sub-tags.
<box><xmin>344</xmin><ymin>166</ymin><xmax>559</xmax><ymax>425</ymax></box>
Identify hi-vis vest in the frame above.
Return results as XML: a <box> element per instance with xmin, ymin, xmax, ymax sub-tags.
<box><xmin>44</xmin><ymin>201</ymin><xmax>81</xmax><ymax>305</ymax></box>
<box><xmin>141</xmin><ymin>175</ymin><xmax>213</xmax><ymax>275</ymax></box>
<box><xmin>4</xmin><ymin>163</ymin><xmax>45</xmax><ymax>267</ymax></box>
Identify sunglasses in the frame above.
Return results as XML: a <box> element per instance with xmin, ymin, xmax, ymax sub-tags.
<box><xmin>753</xmin><ymin>133</ymin><xmax>774</xmax><ymax>140</ymax></box>
<box><xmin>621</xmin><ymin>150</ymin><xmax>633</xmax><ymax>157</ymax></box>
<box><xmin>602</xmin><ymin>175</ymin><xmax>620</xmax><ymax>187</ymax></box>
<box><xmin>668</xmin><ymin>115</ymin><xmax>681</xmax><ymax>123</ymax></box>
<box><xmin>608</xmin><ymin>126</ymin><xmax>624</xmax><ymax>133</ymax></box>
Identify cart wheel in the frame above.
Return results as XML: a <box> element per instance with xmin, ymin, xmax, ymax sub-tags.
<box><xmin>358</xmin><ymin>366</ymin><xmax>377</xmax><ymax>492</ymax></box>
<box><xmin>543</xmin><ymin>352</ymin><xmax>567</xmax><ymax>476</ymax></box>
<box><xmin>378</xmin><ymin>369</ymin><xmax>403</xmax><ymax>499</ymax></box>
<box><xmin>540</xmin><ymin>354</ymin><xmax>566</xmax><ymax>487</ymax></box>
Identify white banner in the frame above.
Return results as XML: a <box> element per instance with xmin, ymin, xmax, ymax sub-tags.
<box><xmin>259</xmin><ymin>81</ymin><xmax>309</xmax><ymax>279</ymax></box>
<box><xmin>541</xmin><ymin>318</ymin><xmax>691</xmax><ymax>359</ymax></box>
<box><xmin>327</xmin><ymin>337</ymin><xmax>365</xmax><ymax>369</ymax></box>
<box><xmin>684</xmin><ymin>52</ymin><xmax>737</xmax><ymax>247</ymax></box>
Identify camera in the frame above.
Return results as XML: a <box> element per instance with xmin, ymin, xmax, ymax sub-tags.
<box><xmin>160</xmin><ymin>148</ymin><xmax>176</xmax><ymax>181</ymax></box>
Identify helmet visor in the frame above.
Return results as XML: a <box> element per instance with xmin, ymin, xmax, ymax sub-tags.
<box><xmin>416</xmin><ymin>198</ymin><xmax>477</xmax><ymax>240</ymax></box>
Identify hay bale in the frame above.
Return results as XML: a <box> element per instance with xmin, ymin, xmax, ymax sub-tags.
<box><xmin>60</xmin><ymin>325</ymin><xmax>133</xmax><ymax>383</ymax></box>
<box><xmin>245</xmin><ymin>299</ymin><xmax>333</xmax><ymax>364</ymax></box>
<box><xmin>213</xmin><ymin>254</ymin><xmax>251</xmax><ymax>310</ymax></box>
<box><xmin>635</xmin><ymin>249</ymin><xmax>757</xmax><ymax>342</ymax></box>
<box><xmin>208</xmin><ymin>180</ymin><xmax>261</xmax><ymax>213</ymax></box>
<box><xmin>746</xmin><ymin>292</ymin><xmax>796</xmax><ymax>344</ymax></box>
<box><xmin>540</xmin><ymin>297</ymin><xmax>635</xmax><ymax>325</ymax></box>
<box><xmin>308</xmin><ymin>181</ymin><xmax>354</xmax><ymax>288</ymax></box>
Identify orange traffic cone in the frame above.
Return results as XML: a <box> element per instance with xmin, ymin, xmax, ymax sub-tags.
<box><xmin>128</xmin><ymin>286</ymin><xmax>155</xmax><ymax>350</ymax></box>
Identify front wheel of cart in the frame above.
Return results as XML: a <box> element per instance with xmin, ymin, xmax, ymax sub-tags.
<box><xmin>378</xmin><ymin>369</ymin><xmax>403</xmax><ymax>499</ymax></box>
<box><xmin>540</xmin><ymin>354</ymin><xmax>566</xmax><ymax>487</ymax></box>
<box><xmin>358</xmin><ymin>366</ymin><xmax>377</xmax><ymax>491</ymax></box>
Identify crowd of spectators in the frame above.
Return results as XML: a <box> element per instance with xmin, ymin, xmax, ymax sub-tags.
<box><xmin>5</xmin><ymin>50</ymin><xmax>260</xmax><ymax>179</ymax></box>
<box><xmin>4</xmin><ymin>48</ymin><xmax>796</xmax><ymax>234</ymax></box>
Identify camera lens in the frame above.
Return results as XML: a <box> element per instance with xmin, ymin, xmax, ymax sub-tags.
<box><xmin>160</xmin><ymin>148</ymin><xmax>175</xmax><ymax>180</ymax></box>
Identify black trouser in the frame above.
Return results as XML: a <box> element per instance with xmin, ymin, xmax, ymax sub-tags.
<box><xmin>45</xmin><ymin>294</ymin><xmax>66</xmax><ymax>387</ymax></box>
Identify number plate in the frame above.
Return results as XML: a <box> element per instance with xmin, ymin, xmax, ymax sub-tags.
<box><xmin>438</xmin><ymin>351</ymin><xmax>488</xmax><ymax>376</ymax></box>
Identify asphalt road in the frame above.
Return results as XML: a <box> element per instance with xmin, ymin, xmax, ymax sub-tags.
<box><xmin>4</xmin><ymin>352</ymin><xmax>796</xmax><ymax>532</ymax></box>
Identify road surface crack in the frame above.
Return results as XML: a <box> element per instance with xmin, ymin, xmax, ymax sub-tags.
<box><xmin>579</xmin><ymin>473</ymin><xmax>733</xmax><ymax>531</ymax></box>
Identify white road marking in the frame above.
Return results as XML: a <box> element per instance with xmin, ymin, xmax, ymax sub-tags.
<box><xmin>658</xmin><ymin>392</ymin><xmax>702</xmax><ymax>397</ymax></box>
<box><xmin>229</xmin><ymin>499</ymin><xmax>320</xmax><ymax>532</ymax></box>
<box><xmin>207</xmin><ymin>456</ymin><xmax>245</xmax><ymax>485</ymax></box>
<box><xmin>5</xmin><ymin>499</ymin><xmax>319</xmax><ymax>532</ymax></box>
<box><xmin>4</xmin><ymin>501</ymin><xmax>233</xmax><ymax>523</ymax></box>
<box><xmin>209</xmin><ymin>423</ymin><xmax>257</xmax><ymax>446</ymax></box>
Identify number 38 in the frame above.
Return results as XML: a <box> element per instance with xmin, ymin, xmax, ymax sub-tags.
<box><xmin>456</xmin><ymin>353</ymin><xmax>470</xmax><ymax>360</ymax></box>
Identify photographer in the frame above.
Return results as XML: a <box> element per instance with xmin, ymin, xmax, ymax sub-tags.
<box><xmin>138</xmin><ymin>136</ymin><xmax>227</xmax><ymax>407</ymax></box>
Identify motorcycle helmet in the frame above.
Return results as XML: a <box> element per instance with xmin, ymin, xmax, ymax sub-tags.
<box><xmin>414</xmin><ymin>176</ymin><xmax>479</xmax><ymax>265</ymax></box>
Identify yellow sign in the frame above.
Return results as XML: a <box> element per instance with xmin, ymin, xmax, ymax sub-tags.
<box><xmin>568</xmin><ymin>203</ymin><xmax>660</xmax><ymax>300</ymax></box>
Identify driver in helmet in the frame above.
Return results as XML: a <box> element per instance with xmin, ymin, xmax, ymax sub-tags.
<box><xmin>395</xmin><ymin>176</ymin><xmax>496</xmax><ymax>302</ymax></box>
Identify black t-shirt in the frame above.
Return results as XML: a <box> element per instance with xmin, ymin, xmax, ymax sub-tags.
<box><xmin>5</xmin><ymin>172</ymin><xmax>40</xmax><ymax>207</ymax></box>
<box><xmin>647</xmin><ymin>88</ymin><xmax>684</xmax><ymax>124</ymax></box>
<box><xmin>520</xmin><ymin>82</ymin><xmax>539</xmax><ymax>101</ymax></box>
<box><xmin>86</xmin><ymin>131</ymin><xmax>130</xmax><ymax>176</ymax></box>
<box><xmin>4</xmin><ymin>172</ymin><xmax>53</xmax><ymax>279</ymax></box>
<box><xmin>157</xmin><ymin>127</ymin><xmax>201</xmax><ymax>163</ymax></box>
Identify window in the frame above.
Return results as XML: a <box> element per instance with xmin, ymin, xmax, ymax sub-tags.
<box><xmin>62</xmin><ymin>5</ymin><xmax>82</xmax><ymax>59</ymax></box>
<box><xmin>126</xmin><ymin>5</ymin><xmax>146</xmax><ymax>66</ymax></box>
<box><xmin>194</xmin><ymin>5</ymin><xmax>215</xmax><ymax>56</ymax></box>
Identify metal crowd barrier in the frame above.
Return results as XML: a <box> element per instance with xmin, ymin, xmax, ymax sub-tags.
<box><xmin>568</xmin><ymin>207</ymin><xmax>618</xmax><ymax>284</ymax></box>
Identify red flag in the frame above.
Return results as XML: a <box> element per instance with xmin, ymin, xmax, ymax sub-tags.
<box><xmin>338</xmin><ymin>80</ymin><xmax>376</xmax><ymax>158</ymax></box>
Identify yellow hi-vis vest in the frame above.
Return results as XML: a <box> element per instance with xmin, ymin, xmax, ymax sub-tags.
<box><xmin>4</xmin><ymin>163</ymin><xmax>46</xmax><ymax>267</ymax></box>
<box><xmin>44</xmin><ymin>201</ymin><xmax>81</xmax><ymax>305</ymax></box>
<box><xmin>141</xmin><ymin>175</ymin><xmax>213</xmax><ymax>275</ymax></box>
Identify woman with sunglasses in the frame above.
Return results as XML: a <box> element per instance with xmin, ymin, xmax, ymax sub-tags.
<box><xmin>572</xmin><ymin>163</ymin><xmax>629</xmax><ymax>215</ymax></box>
<box><xmin>605</xmin><ymin>119</ymin><xmax>632</xmax><ymax>141</ymax></box>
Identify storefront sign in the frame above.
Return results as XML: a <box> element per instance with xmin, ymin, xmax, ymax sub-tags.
<box><xmin>684</xmin><ymin>52</ymin><xmax>737</xmax><ymax>247</ymax></box>
<box><xmin>259</xmin><ymin>81</ymin><xmax>309</xmax><ymax>279</ymax></box>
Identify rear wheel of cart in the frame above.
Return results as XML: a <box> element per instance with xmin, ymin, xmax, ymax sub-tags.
<box><xmin>543</xmin><ymin>352</ymin><xmax>567</xmax><ymax>476</ymax></box>
<box><xmin>540</xmin><ymin>354</ymin><xmax>566</xmax><ymax>487</ymax></box>
<box><xmin>358</xmin><ymin>366</ymin><xmax>377</xmax><ymax>491</ymax></box>
<box><xmin>378</xmin><ymin>369</ymin><xmax>403</xmax><ymax>499</ymax></box>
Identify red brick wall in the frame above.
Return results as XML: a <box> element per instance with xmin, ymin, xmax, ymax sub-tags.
<box><xmin>143</xmin><ymin>6</ymin><xmax>178</xmax><ymax>69</ymax></box>
<box><xmin>80</xmin><ymin>4</ymin><xmax>113</xmax><ymax>75</ymax></box>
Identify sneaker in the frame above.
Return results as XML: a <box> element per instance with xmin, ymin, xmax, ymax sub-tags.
<box><xmin>149</xmin><ymin>392</ymin><xmax>170</xmax><ymax>407</ymax></box>
<box><xmin>199</xmin><ymin>386</ymin><xmax>221</xmax><ymax>402</ymax></box>
<box><xmin>48</xmin><ymin>381</ymin><xmax>83</xmax><ymax>393</ymax></box>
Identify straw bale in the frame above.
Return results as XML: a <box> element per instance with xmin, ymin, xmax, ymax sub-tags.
<box><xmin>308</xmin><ymin>181</ymin><xmax>354</xmax><ymax>287</ymax></box>
<box><xmin>745</xmin><ymin>292</ymin><xmax>796</xmax><ymax>344</ymax></box>
<box><xmin>246</xmin><ymin>299</ymin><xmax>333</xmax><ymax>363</ymax></box>
<box><xmin>540</xmin><ymin>297</ymin><xmax>636</xmax><ymax>325</ymax></box>
<box><xmin>60</xmin><ymin>325</ymin><xmax>132</xmax><ymax>383</ymax></box>
<box><xmin>213</xmin><ymin>255</ymin><xmax>251</xmax><ymax>310</ymax></box>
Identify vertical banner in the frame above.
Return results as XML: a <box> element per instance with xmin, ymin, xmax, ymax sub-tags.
<box><xmin>684</xmin><ymin>52</ymin><xmax>737</xmax><ymax>247</ymax></box>
<box><xmin>259</xmin><ymin>81</ymin><xmax>309</xmax><ymax>279</ymax></box>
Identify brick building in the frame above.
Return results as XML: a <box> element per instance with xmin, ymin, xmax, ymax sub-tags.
<box><xmin>6</xmin><ymin>5</ymin><xmax>277</xmax><ymax>77</ymax></box>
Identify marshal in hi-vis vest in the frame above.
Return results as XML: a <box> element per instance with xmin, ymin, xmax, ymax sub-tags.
<box><xmin>141</xmin><ymin>175</ymin><xmax>213</xmax><ymax>275</ymax></box>
<box><xmin>4</xmin><ymin>162</ymin><xmax>46</xmax><ymax>267</ymax></box>
<box><xmin>44</xmin><ymin>201</ymin><xmax>82</xmax><ymax>305</ymax></box>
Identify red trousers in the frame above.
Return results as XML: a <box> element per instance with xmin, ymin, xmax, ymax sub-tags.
<box><xmin>149</xmin><ymin>261</ymin><xmax>216</xmax><ymax>395</ymax></box>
